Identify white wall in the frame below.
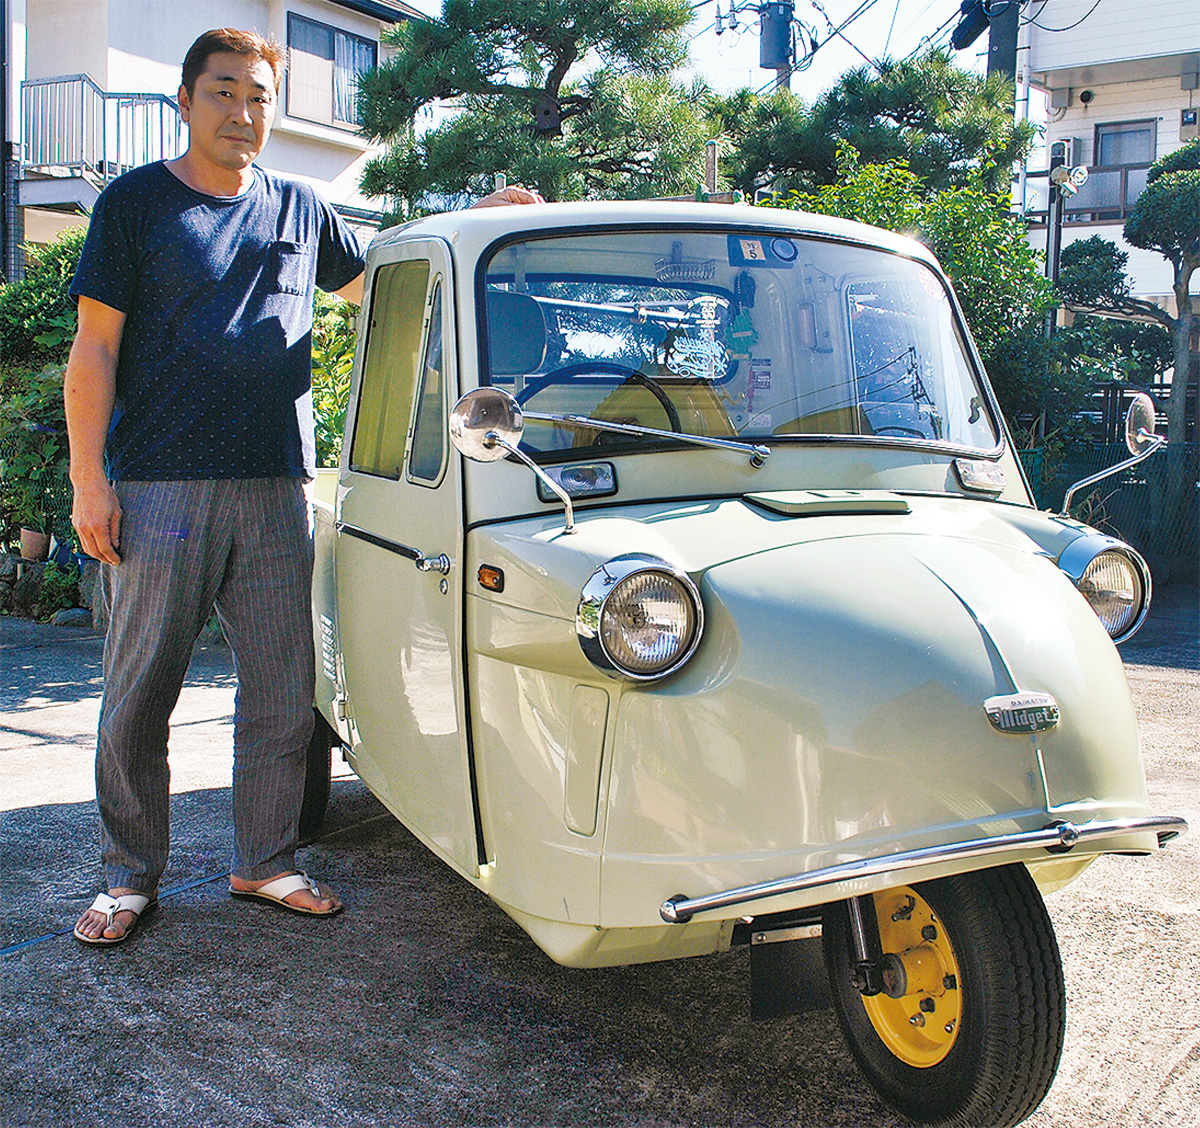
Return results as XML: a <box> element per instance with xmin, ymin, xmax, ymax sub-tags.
<box><xmin>259</xmin><ymin>129</ymin><xmax>377</xmax><ymax>210</ymax></box>
<box><xmin>1033</xmin><ymin>70</ymin><xmax>1200</xmax><ymax>304</ymax></box>
<box><xmin>105</xmin><ymin>0</ymin><xmax>270</xmax><ymax>95</ymax></box>
<box><xmin>1056</xmin><ymin>226</ymin><xmax>1184</xmax><ymax>308</ymax></box>
<box><xmin>1028</xmin><ymin>0</ymin><xmax>1200</xmax><ymax>75</ymax></box>
<box><xmin>1046</xmin><ymin>76</ymin><xmax>1193</xmax><ymax>164</ymax></box>
<box><xmin>25</xmin><ymin>0</ymin><xmax>107</xmax><ymax>83</ymax></box>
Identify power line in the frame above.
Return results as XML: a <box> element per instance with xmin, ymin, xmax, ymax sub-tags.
<box><xmin>805</xmin><ymin>0</ymin><xmax>886</xmax><ymax>72</ymax></box>
<box><xmin>902</xmin><ymin>8</ymin><xmax>961</xmax><ymax>61</ymax></box>
<box><xmin>1026</xmin><ymin>0</ymin><xmax>1103</xmax><ymax>33</ymax></box>
<box><xmin>882</xmin><ymin>0</ymin><xmax>902</xmax><ymax>58</ymax></box>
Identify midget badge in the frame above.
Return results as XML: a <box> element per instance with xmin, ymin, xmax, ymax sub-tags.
<box><xmin>984</xmin><ymin>692</ymin><xmax>1060</xmax><ymax>734</ymax></box>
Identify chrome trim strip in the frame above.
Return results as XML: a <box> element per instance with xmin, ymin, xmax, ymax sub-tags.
<box><xmin>523</xmin><ymin>410</ymin><xmax>770</xmax><ymax>467</ymax></box>
<box><xmin>659</xmin><ymin>815</ymin><xmax>1188</xmax><ymax>923</ymax></box>
<box><xmin>1062</xmin><ymin>433</ymin><xmax>1165</xmax><ymax>515</ymax></box>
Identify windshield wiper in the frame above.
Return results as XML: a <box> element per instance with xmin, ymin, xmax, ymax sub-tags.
<box><xmin>521</xmin><ymin>410</ymin><xmax>770</xmax><ymax>467</ymax></box>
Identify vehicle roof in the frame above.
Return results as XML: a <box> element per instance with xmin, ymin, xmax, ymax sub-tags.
<box><xmin>365</xmin><ymin>200</ymin><xmax>938</xmax><ymax>272</ymax></box>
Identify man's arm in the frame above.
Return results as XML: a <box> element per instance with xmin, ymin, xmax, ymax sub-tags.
<box><xmin>333</xmin><ymin>273</ymin><xmax>364</xmax><ymax>306</ymax></box>
<box><xmin>329</xmin><ymin>187</ymin><xmax>542</xmax><ymax>308</ymax></box>
<box><xmin>64</xmin><ymin>297</ymin><xmax>126</xmax><ymax>565</ymax></box>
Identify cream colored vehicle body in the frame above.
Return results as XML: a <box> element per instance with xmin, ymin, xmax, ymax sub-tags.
<box><xmin>310</xmin><ymin>202</ymin><xmax>1183</xmax><ymax>1127</ymax></box>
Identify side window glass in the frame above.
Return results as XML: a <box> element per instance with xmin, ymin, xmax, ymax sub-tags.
<box><xmin>350</xmin><ymin>259</ymin><xmax>431</xmax><ymax>477</ymax></box>
<box><xmin>408</xmin><ymin>281</ymin><xmax>446</xmax><ymax>484</ymax></box>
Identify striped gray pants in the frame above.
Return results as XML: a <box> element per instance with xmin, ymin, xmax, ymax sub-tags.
<box><xmin>96</xmin><ymin>478</ymin><xmax>315</xmax><ymax>893</ymax></box>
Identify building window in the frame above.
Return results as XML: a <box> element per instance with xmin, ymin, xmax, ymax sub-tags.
<box><xmin>1095</xmin><ymin>120</ymin><xmax>1156</xmax><ymax>166</ymax></box>
<box><xmin>1065</xmin><ymin>120</ymin><xmax>1157</xmax><ymax>224</ymax></box>
<box><xmin>287</xmin><ymin>13</ymin><xmax>376</xmax><ymax>127</ymax></box>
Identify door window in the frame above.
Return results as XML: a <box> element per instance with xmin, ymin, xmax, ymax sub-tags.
<box><xmin>350</xmin><ymin>260</ymin><xmax>432</xmax><ymax>478</ymax></box>
<box><xmin>408</xmin><ymin>281</ymin><xmax>447</xmax><ymax>484</ymax></box>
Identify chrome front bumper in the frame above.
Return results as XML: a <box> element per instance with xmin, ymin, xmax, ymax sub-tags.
<box><xmin>659</xmin><ymin>815</ymin><xmax>1188</xmax><ymax>924</ymax></box>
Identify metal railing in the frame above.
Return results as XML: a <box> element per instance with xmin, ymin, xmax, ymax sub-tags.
<box><xmin>1064</xmin><ymin>163</ymin><xmax>1151</xmax><ymax>224</ymax></box>
<box><xmin>21</xmin><ymin>73</ymin><xmax>186</xmax><ymax>185</ymax></box>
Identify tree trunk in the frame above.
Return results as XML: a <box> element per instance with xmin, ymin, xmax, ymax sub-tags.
<box><xmin>1165</xmin><ymin>270</ymin><xmax>1195</xmax><ymax>444</ymax></box>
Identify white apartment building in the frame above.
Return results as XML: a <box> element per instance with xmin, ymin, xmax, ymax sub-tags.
<box><xmin>2</xmin><ymin>0</ymin><xmax>421</xmax><ymax>278</ymax></box>
<box><xmin>1016</xmin><ymin>0</ymin><xmax>1200</xmax><ymax>310</ymax></box>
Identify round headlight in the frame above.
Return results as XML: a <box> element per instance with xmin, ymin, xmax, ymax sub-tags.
<box><xmin>577</xmin><ymin>554</ymin><xmax>703</xmax><ymax>680</ymax></box>
<box><xmin>1058</xmin><ymin>537</ymin><xmax>1151</xmax><ymax>643</ymax></box>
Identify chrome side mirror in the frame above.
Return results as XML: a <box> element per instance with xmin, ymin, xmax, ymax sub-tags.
<box><xmin>1124</xmin><ymin>391</ymin><xmax>1160</xmax><ymax>456</ymax></box>
<box><xmin>1062</xmin><ymin>392</ymin><xmax>1166</xmax><ymax>516</ymax></box>
<box><xmin>449</xmin><ymin>387</ymin><xmax>524</xmax><ymax>462</ymax></box>
<box><xmin>449</xmin><ymin>388</ymin><xmax>576</xmax><ymax>533</ymax></box>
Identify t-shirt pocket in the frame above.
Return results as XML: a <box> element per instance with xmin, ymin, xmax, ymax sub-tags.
<box><xmin>269</xmin><ymin>240</ymin><xmax>312</xmax><ymax>295</ymax></box>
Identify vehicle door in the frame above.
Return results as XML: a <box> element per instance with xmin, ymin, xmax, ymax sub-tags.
<box><xmin>335</xmin><ymin>239</ymin><xmax>478</xmax><ymax>874</ymax></box>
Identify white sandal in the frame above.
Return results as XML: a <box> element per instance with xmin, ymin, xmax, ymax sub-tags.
<box><xmin>228</xmin><ymin>871</ymin><xmax>342</xmax><ymax>916</ymax></box>
<box><xmin>73</xmin><ymin>892</ymin><xmax>156</xmax><ymax>946</ymax></box>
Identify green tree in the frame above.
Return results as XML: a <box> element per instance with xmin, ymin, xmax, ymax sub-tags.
<box><xmin>0</xmin><ymin>227</ymin><xmax>86</xmax><ymax>366</ymax></box>
<box><xmin>768</xmin><ymin>144</ymin><xmax>1061</xmax><ymax>424</ymax></box>
<box><xmin>311</xmin><ymin>291</ymin><xmax>357</xmax><ymax>468</ymax></box>
<box><xmin>1058</xmin><ymin>141</ymin><xmax>1199</xmax><ymax>446</ymax></box>
<box><xmin>357</xmin><ymin>0</ymin><xmax>714</xmax><ymax>214</ymax></box>
<box><xmin>716</xmin><ymin>50</ymin><xmax>1035</xmax><ymax>198</ymax></box>
<box><xmin>1056</xmin><ymin>237</ymin><xmax>1173</xmax><ymax>386</ymax></box>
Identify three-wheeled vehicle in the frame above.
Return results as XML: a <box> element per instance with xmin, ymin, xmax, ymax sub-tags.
<box><xmin>306</xmin><ymin>201</ymin><xmax>1186</xmax><ymax>1127</ymax></box>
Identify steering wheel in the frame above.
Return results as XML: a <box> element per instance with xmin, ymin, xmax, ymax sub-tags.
<box><xmin>871</xmin><ymin>425</ymin><xmax>928</xmax><ymax>439</ymax></box>
<box><xmin>516</xmin><ymin>361</ymin><xmax>683</xmax><ymax>433</ymax></box>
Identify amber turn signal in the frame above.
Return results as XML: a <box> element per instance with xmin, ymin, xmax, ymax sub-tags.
<box><xmin>477</xmin><ymin>565</ymin><xmax>505</xmax><ymax>592</ymax></box>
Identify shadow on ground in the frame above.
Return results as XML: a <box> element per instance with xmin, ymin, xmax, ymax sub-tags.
<box><xmin>3</xmin><ymin>777</ymin><xmax>891</xmax><ymax>1128</ymax></box>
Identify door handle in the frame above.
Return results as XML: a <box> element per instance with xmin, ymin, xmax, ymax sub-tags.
<box><xmin>415</xmin><ymin>553</ymin><xmax>452</xmax><ymax>575</ymax></box>
<box><xmin>337</xmin><ymin>522</ymin><xmax>452</xmax><ymax>575</ymax></box>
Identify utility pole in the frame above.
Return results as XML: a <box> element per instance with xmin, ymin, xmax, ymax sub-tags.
<box><xmin>985</xmin><ymin>0</ymin><xmax>1019</xmax><ymax>79</ymax></box>
<box><xmin>1045</xmin><ymin>143</ymin><xmax>1065</xmax><ymax>339</ymax></box>
<box><xmin>950</xmin><ymin>0</ymin><xmax>1018</xmax><ymax>78</ymax></box>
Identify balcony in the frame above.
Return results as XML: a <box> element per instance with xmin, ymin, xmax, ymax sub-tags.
<box><xmin>1022</xmin><ymin>163</ymin><xmax>1152</xmax><ymax>227</ymax></box>
<box><xmin>1064</xmin><ymin>164</ymin><xmax>1152</xmax><ymax>225</ymax></box>
<box><xmin>19</xmin><ymin>74</ymin><xmax>186</xmax><ymax>211</ymax></box>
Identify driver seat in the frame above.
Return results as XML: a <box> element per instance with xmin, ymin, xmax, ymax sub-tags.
<box><xmin>486</xmin><ymin>290</ymin><xmax>547</xmax><ymax>377</ymax></box>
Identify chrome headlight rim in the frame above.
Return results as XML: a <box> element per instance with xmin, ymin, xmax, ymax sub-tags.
<box><xmin>576</xmin><ymin>553</ymin><xmax>704</xmax><ymax>681</ymax></box>
<box><xmin>1058</xmin><ymin>535</ymin><xmax>1152</xmax><ymax>644</ymax></box>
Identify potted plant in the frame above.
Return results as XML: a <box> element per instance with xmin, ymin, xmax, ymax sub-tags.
<box><xmin>0</xmin><ymin>363</ymin><xmax>71</xmax><ymax>560</ymax></box>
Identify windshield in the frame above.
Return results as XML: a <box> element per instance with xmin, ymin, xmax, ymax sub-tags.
<box><xmin>481</xmin><ymin>229</ymin><xmax>999</xmax><ymax>457</ymax></box>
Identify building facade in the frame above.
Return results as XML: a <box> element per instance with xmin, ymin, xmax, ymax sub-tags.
<box><xmin>1016</xmin><ymin>0</ymin><xmax>1199</xmax><ymax>309</ymax></box>
<box><xmin>2</xmin><ymin>0</ymin><xmax>419</xmax><ymax>279</ymax></box>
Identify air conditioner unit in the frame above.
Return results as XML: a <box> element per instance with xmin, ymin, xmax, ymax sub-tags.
<box><xmin>1050</xmin><ymin>137</ymin><xmax>1083</xmax><ymax>167</ymax></box>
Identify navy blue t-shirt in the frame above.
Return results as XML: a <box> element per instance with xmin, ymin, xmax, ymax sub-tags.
<box><xmin>70</xmin><ymin>161</ymin><xmax>365</xmax><ymax>480</ymax></box>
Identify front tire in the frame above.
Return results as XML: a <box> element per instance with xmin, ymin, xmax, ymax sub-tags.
<box><xmin>823</xmin><ymin>865</ymin><xmax>1065</xmax><ymax>1127</ymax></box>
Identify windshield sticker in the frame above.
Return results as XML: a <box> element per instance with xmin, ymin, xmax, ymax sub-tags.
<box><xmin>665</xmin><ymin>335</ymin><xmax>728</xmax><ymax>380</ymax></box>
<box><xmin>748</xmin><ymin>357</ymin><xmax>772</xmax><ymax>411</ymax></box>
<box><xmin>728</xmin><ymin>234</ymin><xmax>797</xmax><ymax>269</ymax></box>
<box><xmin>726</xmin><ymin>310</ymin><xmax>758</xmax><ymax>359</ymax></box>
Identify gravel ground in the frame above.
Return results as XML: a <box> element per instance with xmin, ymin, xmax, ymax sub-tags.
<box><xmin>1</xmin><ymin>586</ymin><xmax>1196</xmax><ymax>1128</ymax></box>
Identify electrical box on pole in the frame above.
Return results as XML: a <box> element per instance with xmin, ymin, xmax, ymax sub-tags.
<box><xmin>950</xmin><ymin>0</ymin><xmax>989</xmax><ymax>51</ymax></box>
<box><xmin>759</xmin><ymin>2</ymin><xmax>795</xmax><ymax>89</ymax></box>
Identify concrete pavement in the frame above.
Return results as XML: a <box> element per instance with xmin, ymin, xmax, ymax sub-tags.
<box><xmin>2</xmin><ymin>588</ymin><xmax>1197</xmax><ymax>1127</ymax></box>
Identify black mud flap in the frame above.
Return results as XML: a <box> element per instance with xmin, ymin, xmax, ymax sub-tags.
<box><xmin>749</xmin><ymin>930</ymin><xmax>833</xmax><ymax>1020</ymax></box>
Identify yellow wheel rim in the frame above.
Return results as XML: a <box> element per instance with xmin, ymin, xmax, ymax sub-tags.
<box><xmin>860</xmin><ymin>886</ymin><xmax>963</xmax><ymax>1068</ymax></box>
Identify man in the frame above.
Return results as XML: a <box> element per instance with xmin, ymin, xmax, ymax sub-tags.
<box><xmin>68</xmin><ymin>27</ymin><xmax>539</xmax><ymax>944</ymax></box>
